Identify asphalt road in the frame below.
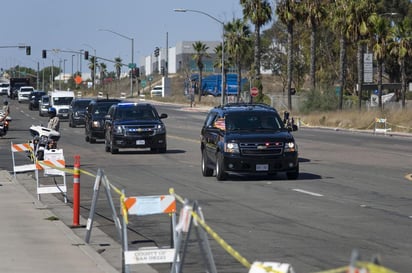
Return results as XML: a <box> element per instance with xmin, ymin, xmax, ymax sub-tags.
<box><xmin>1</xmin><ymin>96</ymin><xmax>412</xmax><ymax>273</ymax></box>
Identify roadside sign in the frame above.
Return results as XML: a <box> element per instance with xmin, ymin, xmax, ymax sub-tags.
<box><xmin>74</xmin><ymin>76</ymin><xmax>82</xmax><ymax>85</ymax></box>
<box><xmin>128</xmin><ymin>63</ymin><xmax>136</xmax><ymax>69</ymax></box>
<box><xmin>125</xmin><ymin>248</ymin><xmax>176</xmax><ymax>264</ymax></box>
<box><xmin>250</xmin><ymin>87</ymin><xmax>258</xmax><ymax>97</ymax></box>
<box><xmin>141</xmin><ymin>80</ymin><xmax>146</xmax><ymax>88</ymax></box>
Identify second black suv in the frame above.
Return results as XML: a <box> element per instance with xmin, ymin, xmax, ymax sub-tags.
<box><xmin>200</xmin><ymin>103</ymin><xmax>299</xmax><ymax>181</ymax></box>
<box><xmin>84</xmin><ymin>99</ymin><xmax>122</xmax><ymax>143</ymax></box>
<box><xmin>68</xmin><ymin>98</ymin><xmax>92</xmax><ymax>127</ymax></box>
<box><xmin>104</xmin><ymin>102</ymin><xmax>167</xmax><ymax>154</ymax></box>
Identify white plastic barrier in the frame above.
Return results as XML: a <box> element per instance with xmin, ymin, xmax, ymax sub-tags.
<box><xmin>11</xmin><ymin>142</ymin><xmax>38</xmax><ymax>176</ymax></box>
<box><xmin>374</xmin><ymin>118</ymin><xmax>391</xmax><ymax>135</ymax></box>
<box><xmin>37</xmin><ymin>149</ymin><xmax>67</xmax><ymax>203</ymax></box>
<box><xmin>122</xmin><ymin>195</ymin><xmax>177</xmax><ymax>271</ymax></box>
<box><xmin>120</xmin><ymin>92</ymin><xmax>126</xmax><ymax>99</ymax></box>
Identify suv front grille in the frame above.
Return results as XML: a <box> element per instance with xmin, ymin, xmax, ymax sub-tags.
<box><xmin>240</xmin><ymin>142</ymin><xmax>283</xmax><ymax>156</ymax></box>
<box><xmin>124</xmin><ymin>125</ymin><xmax>156</xmax><ymax>137</ymax></box>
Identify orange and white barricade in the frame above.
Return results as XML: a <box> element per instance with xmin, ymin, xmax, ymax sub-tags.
<box><xmin>374</xmin><ymin>118</ymin><xmax>391</xmax><ymax>135</ymax></box>
<box><xmin>37</xmin><ymin>149</ymin><xmax>67</xmax><ymax>203</ymax></box>
<box><xmin>122</xmin><ymin>194</ymin><xmax>177</xmax><ymax>271</ymax></box>
<box><xmin>11</xmin><ymin>142</ymin><xmax>38</xmax><ymax>176</ymax></box>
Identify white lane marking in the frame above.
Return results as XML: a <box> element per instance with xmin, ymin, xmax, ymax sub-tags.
<box><xmin>292</xmin><ymin>188</ymin><xmax>323</xmax><ymax>197</ymax></box>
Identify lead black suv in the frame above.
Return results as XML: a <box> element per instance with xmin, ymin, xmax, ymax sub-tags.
<box><xmin>200</xmin><ymin>103</ymin><xmax>299</xmax><ymax>181</ymax></box>
<box><xmin>103</xmin><ymin>102</ymin><xmax>167</xmax><ymax>154</ymax></box>
<box><xmin>84</xmin><ymin>99</ymin><xmax>123</xmax><ymax>143</ymax></box>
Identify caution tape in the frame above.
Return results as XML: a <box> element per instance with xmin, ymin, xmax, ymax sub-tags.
<box><xmin>170</xmin><ymin>188</ymin><xmax>253</xmax><ymax>270</ymax></box>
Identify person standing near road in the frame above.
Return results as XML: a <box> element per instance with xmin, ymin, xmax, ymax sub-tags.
<box><xmin>47</xmin><ymin>107</ymin><xmax>60</xmax><ymax>131</ymax></box>
<box><xmin>0</xmin><ymin>100</ymin><xmax>9</xmax><ymax>121</ymax></box>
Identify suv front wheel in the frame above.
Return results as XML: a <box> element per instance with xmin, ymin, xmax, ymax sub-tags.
<box><xmin>201</xmin><ymin>150</ymin><xmax>213</xmax><ymax>177</ymax></box>
<box><xmin>215</xmin><ymin>153</ymin><xmax>227</xmax><ymax>181</ymax></box>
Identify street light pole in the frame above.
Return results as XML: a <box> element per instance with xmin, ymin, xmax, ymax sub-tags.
<box><xmin>99</xmin><ymin>29</ymin><xmax>134</xmax><ymax>97</ymax></box>
<box><xmin>174</xmin><ymin>8</ymin><xmax>225</xmax><ymax>105</ymax></box>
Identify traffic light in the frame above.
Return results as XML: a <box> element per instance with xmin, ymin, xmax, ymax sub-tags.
<box><xmin>42</xmin><ymin>50</ymin><xmax>47</xmax><ymax>59</ymax></box>
<box><xmin>154</xmin><ymin>47</ymin><xmax>160</xmax><ymax>57</ymax></box>
<box><xmin>135</xmin><ymin>67</ymin><xmax>140</xmax><ymax>78</ymax></box>
<box><xmin>25</xmin><ymin>46</ymin><xmax>31</xmax><ymax>55</ymax></box>
<box><xmin>84</xmin><ymin>51</ymin><xmax>89</xmax><ymax>60</ymax></box>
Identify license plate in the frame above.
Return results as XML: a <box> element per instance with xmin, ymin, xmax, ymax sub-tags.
<box><xmin>62</xmin><ymin>114</ymin><xmax>68</xmax><ymax>117</ymax></box>
<box><xmin>256</xmin><ymin>164</ymin><xmax>269</xmax><ymax>171</ymax></box>
<box><xmin>136</xmin><ymin>140</ymin><xmax>145</xmax><ymax>145</ymax></box>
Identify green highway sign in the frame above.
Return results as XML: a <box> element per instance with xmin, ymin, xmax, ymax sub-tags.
<box><xmin>141</xmin><ymin>80</ymin><xmax>146</xmax><ymax>88</ymax></box>
<box><xmin>128</xmin><ymin>63</ymin><xmax>136</xmax><ymax>69</ymax></box>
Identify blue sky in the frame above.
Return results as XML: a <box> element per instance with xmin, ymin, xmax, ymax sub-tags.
<box><xmin>1</xmin><ymin>0</ymin><xmax>245</xmax><ymax>73</ymax></box>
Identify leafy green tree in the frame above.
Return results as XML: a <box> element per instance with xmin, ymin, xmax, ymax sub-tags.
<box><xmin>241</xmin><ymin>0</ymin><xmax>272</xmax><ymax>100</ymax></box>
<box><xmin>192</xmin><ymin>41</ymin><xmax>210</xmax><ymax>103</ymax></box>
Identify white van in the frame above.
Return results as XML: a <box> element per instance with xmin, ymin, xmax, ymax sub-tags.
<box><xmin>150</xmin><ymin>85</ymin><xmax>163</xmax><ymax>97</ymax></box>
<box><xmin>17</xmin><ymin>86</ymin><xmax>35</xmax><ymax>103</ymax></box>
<box><xmin>49</xmin><ymin>90</ymin><xmax>75</xmax><ymax>119</ymax></box>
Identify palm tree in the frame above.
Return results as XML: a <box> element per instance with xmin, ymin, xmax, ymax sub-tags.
<box><xmin>213</xmin><ymin>43</ymin><xmax>229</xmax><ymax>99</ymax></box>
<box><xmin>300</xmin><ymin>0</ymin><xmax>327</xmax><ymax>91</ymax></box>
<box><xmin>368</xmin><ymin>13</ymin><xmax>391</xmax><ymax>109</ymax></box>
<box><xmin>99</xmin><ymin>62</ymin><xmax>107</xmax><ymax>84</ymax></box>
<box><xmin>388</xmin><ymin>17</ymin><xmax>412</xmax><ymax>109</ymax></box>
<box><xmin>241</xmin><ymin>0</ymin><xmax>272</xmax><ymax>100</ymax></box>
<box><xmin>192</xmin><ymin>41</ymin><xmax>210</xmax><ymax>103</ymax></box>
<box><xmin>224</xmin><ymin>18</ymin><xmax>252</xmax><ymax>101</ymax></box>
<box><xmin>276</xmin><ymin>0</ymin><xmax>300</xmax><ymax>110</ymax></box>
<box><xmin>88</xmin><ymin>56</ymin><xmax>97</xmax><ymax>89</ymax></box>
<box><xmin>114</xmin><ymin>57</ymin><xmax>122</xmax><ymax>80</ymax></box>
<box><xmin>338</xmin><ymin>0</ymin><xmax>376</xmax><ymax>110</ymax></box>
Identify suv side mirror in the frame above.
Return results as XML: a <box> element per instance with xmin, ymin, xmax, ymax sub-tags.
<box><xmin>104</xmin><ymin>114</ymin><xmax>111</xmax><ymax>120</ymax></box>
<box><xmin>159</xmin><ymin>113</ymin><xmax>168</xmax><ymax>119</ymax></box>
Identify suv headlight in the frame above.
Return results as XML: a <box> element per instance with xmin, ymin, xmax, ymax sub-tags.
<box><xmin>284</xmin><ymin>141</ymin><xmax>297</xmax><ymax>152</ymax></box>
<box><xmin>224</xmin><ymin>142</ymin><xmax>239</xmax><ymax>154</ymax></box>
<box><xmin>154</xmin><ymin>124</ymin><xmax>166</xmax><ymax>134</ymax></box>
<box><xmin>92</xmin><ymin>121</ymin><xmax>100</xmax><ymax>128</ymax></box>
<box><xmin>114</xmin><ymin>125</ymin><xmax>124</xmax><ymax>135</ymax></box>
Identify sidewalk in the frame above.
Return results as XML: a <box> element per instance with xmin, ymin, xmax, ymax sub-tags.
<box><xmin>0</xmin><ymin>170</ymin><xmax>159</xmax><ymax>273</ymax></box>
<box><xmin>0</xmin><ymin>170</ymin><xmax>120</xmax><ymax>273</ymax></box>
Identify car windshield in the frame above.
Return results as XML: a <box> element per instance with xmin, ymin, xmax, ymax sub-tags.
<box><xmin>53</xmin><ymin>97</ymin><xmax>73</xmax><ymax>105</ymax></box>
<box><xmin>42</xmin><ymin>97</ymin><xmax>49</xmax><ymax>103</ymax></box>
<box><xmin>93</xmin><ymin>104</ymin><xmax>113</xmax><ymax>115</ymax></box>
<box><xmin>74</xmin><ymin>101</ymin><xmax>91</xmax><ymax>109</ymax></box>
<box><xmin>225</xmin><ymin>112</ymin><xmax>283</xmax><ymax>131</ymax></box>
<box><xmin>115</xmin><ymin>107</ymin><xmax>156</xmax><ymax>120</ymax></box>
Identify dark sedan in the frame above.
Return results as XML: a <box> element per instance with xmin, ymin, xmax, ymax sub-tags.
<box><xmin>68</xmin><ymin>98</ymin><xmax>92</xmax><ymax>127</ymax></box>
<box><xmin>28</xmin><ymin>90</ymin><xmax>47</xmax><ymax>110</ymax></box>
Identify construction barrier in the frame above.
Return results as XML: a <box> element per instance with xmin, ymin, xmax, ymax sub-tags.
<box><xmin>374</xmin><ymin>118</ymin><xmax>392</xmax><ymax>135</ymax></box>
<box><xmin>11</xmin><ymin>142</ymin><xmax>38</xmax><ymax>176</ymax></box>
<box><xmin>122</xmin><ymin>194</ymin><xmax>178</xmax><ymax>273</ymax></box>
<box><xmin>36</xmin><ymin>149</ymin><xmax>67</xmax><ymax>203</ymax></box>
<box><xmin>120</xmin><ymin>92</ymin><xmax>126</xmax><ymax>99</ymax></box>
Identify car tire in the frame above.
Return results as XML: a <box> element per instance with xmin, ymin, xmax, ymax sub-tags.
<box><xmin>286</xmin><ymin>163</ymin><xmax>299</xmax><ymax>180</ymax></box>
<box><xmin>85</xmin><ymin>135</ymin><xmax>90</xmax><ymax>142</ymax></box>
<box><xmin>201</xmin><ymin>150</ymin><xmax>213</xmax><ymax>177</ymax></box>
<box><xmin>215</xmin><ymin>153</ymin><xmax>227</xmax><ymax>181</ymax></box>
<box><xmin>90</xmin><ymin>137</ymin><xmax>96</xmax><ymax>143</ymax></box>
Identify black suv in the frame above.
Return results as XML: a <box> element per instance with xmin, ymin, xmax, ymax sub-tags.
<box><xmin>84</xmin><ymin>99</ymin><xmax>122</xmax><ymax>143</ymax></box>
<box><xmin>200</xmin><ymin>103</ymin><xmax>299</xmax><ymax>180</ymax></box>
<box><xmin>104</xmin><ymin>102</ymin><xmax>167</xmax><ymax>154</ymax></box>
<box><xmin>28</xmin><ymin>90</ymin><xmax>47</xmax><ymax>110</ymax></box>
<box><xmin>68</xmin><ymin>98</ymin><xmax>92</xmax><ymax>127</ymax></box>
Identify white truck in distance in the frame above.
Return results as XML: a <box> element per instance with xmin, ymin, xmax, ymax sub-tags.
<box><xmin>49</xmin><ymin>90</ymin><xmax>75</xmax><ymax>119</ymax></box>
